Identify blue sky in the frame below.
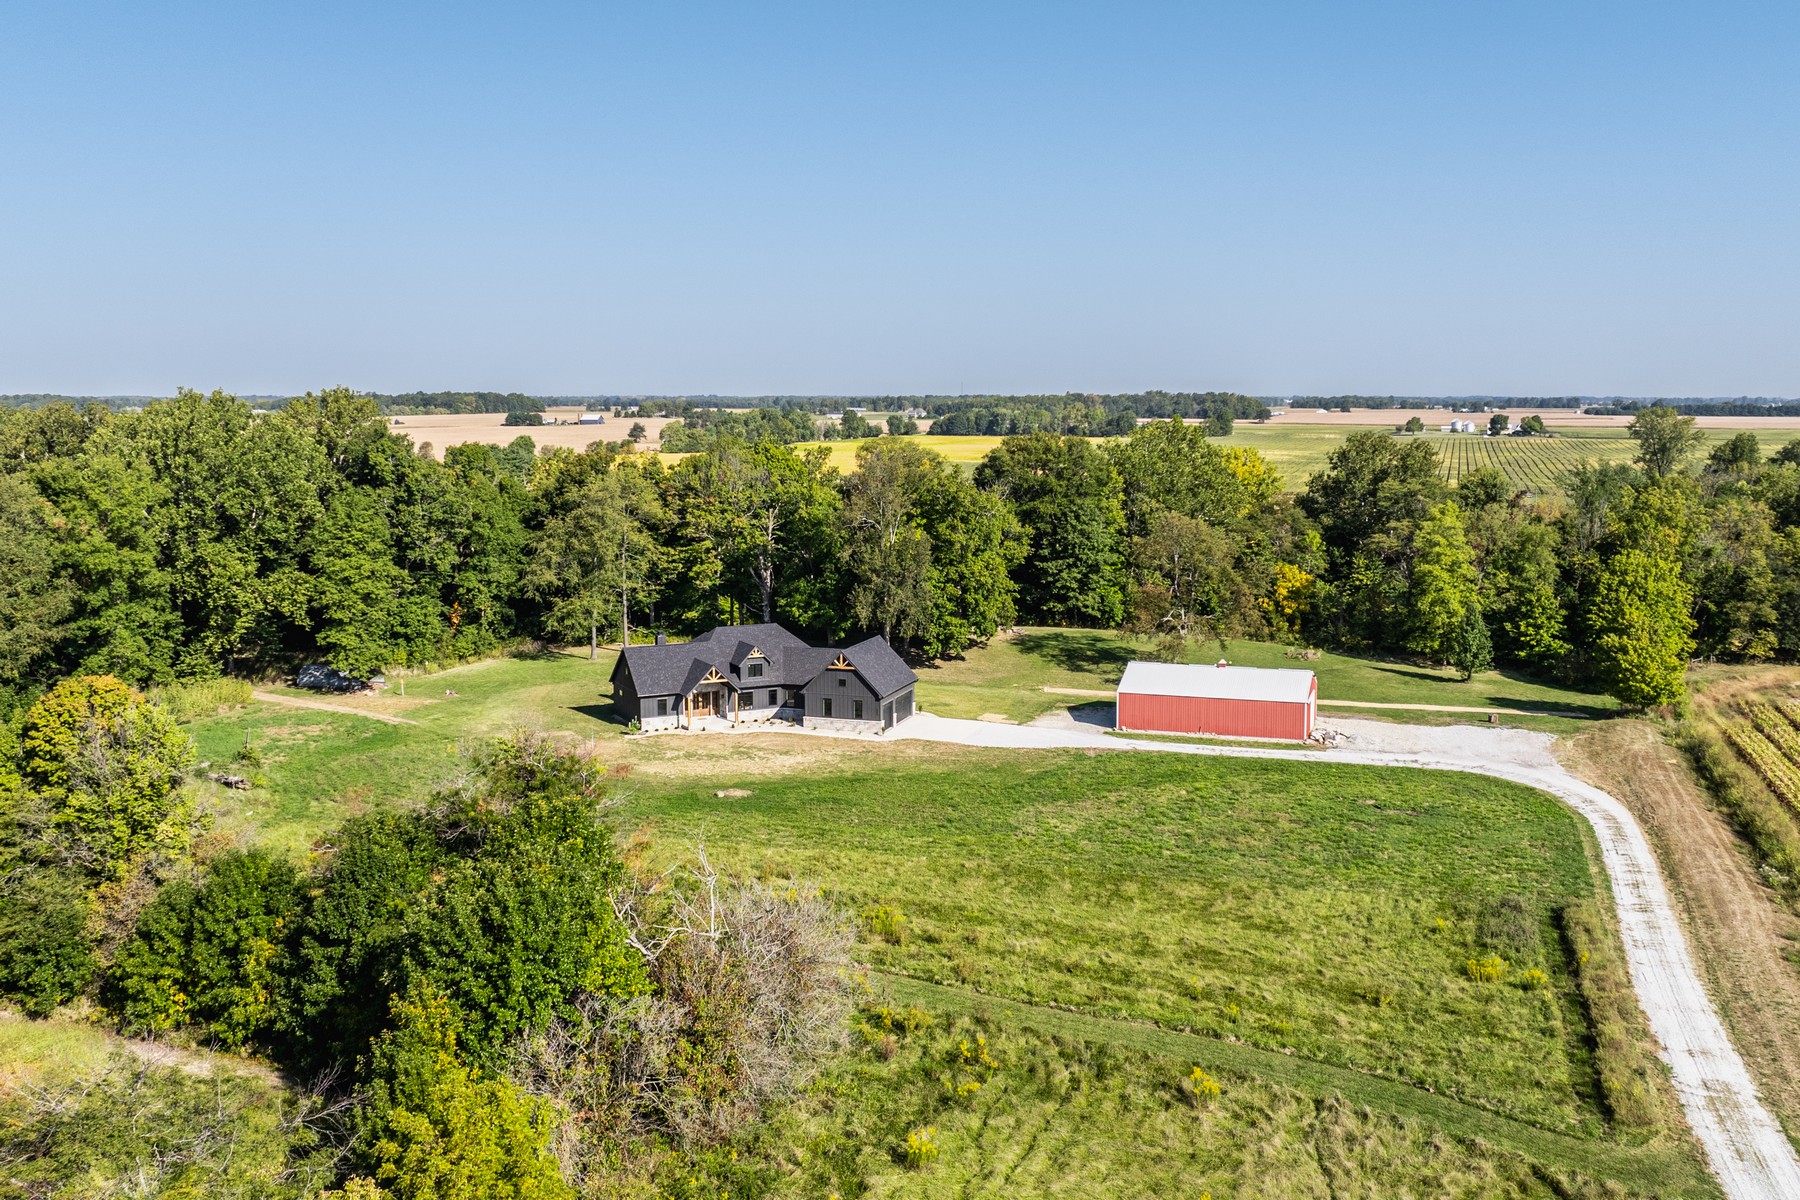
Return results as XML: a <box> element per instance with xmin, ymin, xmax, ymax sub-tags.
<box><xmin>2</xmin><ymin>2</ymin><xmax>1797</xmax><ymax>397</ymax></box>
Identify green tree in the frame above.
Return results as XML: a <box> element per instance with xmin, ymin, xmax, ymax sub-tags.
<box><xmin>1204</xmin><ymin>403</ymin><xmax>1235</xmax><ymax>437</ymax></box>
<box><xmin>672</xmin><ymin>441</ymin><xmax>841</xmax><ymax>629</ymax></box>
<box><xmin>1706</xmin><ymin>432</ymin><xmax>1761</xmax><ymax>482</ymax></box>
<box><xmin>1407</xmin><ymin>503</ymin><xmax>1481</xmax><ymax>665</ymax></box>
<box><xmin>108</xmin><ymin>850</ymin><xmax>301</xmax><ymax>1048</ymax></box>
<box><xmin>0</xmin><ymin>474</ymin><xmax>73</xmax><ymax>696</ymax></box>
<box><xmin>912</xmin><ymin>465</ymin><xmax>1024</xmax><ymax>658</ymax></box>
<box><xmin>1487</xmin><ymin>413</ymin><xmax>1511</xmax><ymax>436</ymax></box>
<box><xmin>528</xmin><ymin>467</ymin><xmax>660</xmax><ymax>656</ymax></box>
<box><xmin>1448</xmin><ymin>606</ymin><xmax>1494</xmax><ymax>680</ymax></box>
<box><xmin>355</xmin><ymin>989</ymin><xmax>573</xmax><ymax>1200</ymax></box>
<box><xmin>1588</xmin><ymin>549</ymin><xmax>1695</xmax><ymax>707</ymax></box>
<box><xmin>886</xmin><ymin>413</ymin><xmax>919</xmax><ymax>436</ymax></box>
<box><xmin>1628</xmin><ymin>406</ymin><xmax>1703</xmax><ymax>479</ymax></box>
<box><xmin>1104</xmin><ymin>418</ymin><xmax>1247</xmax><ymax>536</ymax></box>
<box><xmin>0</xmin><ymin>869</ymin><xmax>95</xmax><ymax>1015</ymax></box>
<box><xmin>1299</xmin><ymin>431</ymin><xmax>1446</xmax><ymax>568</ymax></box>
<box><xmin>975</xmin><ymin>433</ymin><xmax>1127</xmax><ymax>626</ymax></box>
<box><xmin>840</xmin><ymin>440</ymin><xmax>933</xmax><ymax>646</ymax></box>
<box><xmin>627</xmin><ymin>421</ymin><xmax>647</xmax><ymax>442</ymax></box>
<box><xmin>1403</xmin><ymin>416</ymin><xmax>1425</xmax><ymax>434</ymax></box>
<box><xmin>21</xmin><ymin>676</ymin><xmax>196</xmax><ymax>878</ymax></box>
<box><xmin>1518</xmin><ymin>414</ymin><xmax>1546</xmax><ymax>436</ymax></box>
<box><xmin>1127</xmin><ymin>511</ymin><xmax>1258</xmax><ymax>659</ymax></box>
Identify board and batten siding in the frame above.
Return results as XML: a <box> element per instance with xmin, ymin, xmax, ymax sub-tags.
<box><xmin>804</xmin><ymin>668</ymin><xmax>879</xmax><ymax>721</ymax></box>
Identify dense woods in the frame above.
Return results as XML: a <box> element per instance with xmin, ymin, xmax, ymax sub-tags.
<box><xmin>2</xmin><ymin>390</ymin><xmax>1798</xmax><ymax>717</ymax></box>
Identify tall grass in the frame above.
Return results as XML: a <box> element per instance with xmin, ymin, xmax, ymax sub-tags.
<box><xmin>149</xmin><ymin>678</ymin><xmax>254</xmax><ymax>724</ymax></box>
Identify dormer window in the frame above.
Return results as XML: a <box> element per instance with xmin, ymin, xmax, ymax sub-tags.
<box><xmin>748</xmin><ymin>662</ymin><xmax>764</xmax><ymax>678</ymax></box>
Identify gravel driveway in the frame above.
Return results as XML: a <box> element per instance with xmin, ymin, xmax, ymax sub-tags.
<box><xmin>889</xmin><ymin>711</ymin><xmax>1800</xmax><ymax>1200</ymax></box>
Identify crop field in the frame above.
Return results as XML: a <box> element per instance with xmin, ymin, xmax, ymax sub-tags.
<box><xmin>1722</xmin><ymin>699</ymin><xmax>1800</xmax><ymax>808</ymax></box>
<box><xmin>774</xmin><ymin>421</ymin><xmax>1775</xmax><ymax>498</ymax></box>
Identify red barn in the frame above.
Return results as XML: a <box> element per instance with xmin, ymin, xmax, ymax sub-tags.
<box><xmin>1116</xmin><ymin>660</ymin><xmax>1317</xmax><ymax>741</ymax></box>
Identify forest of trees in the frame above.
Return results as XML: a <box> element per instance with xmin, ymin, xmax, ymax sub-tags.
<box><xmin>2</xmin><ymin>392</ymin><xmax>1798</xmax><ymax>720</ymax></box>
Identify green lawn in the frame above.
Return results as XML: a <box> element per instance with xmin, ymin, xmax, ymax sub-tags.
<box><xmin>163</xmin><ymin>644</ymin><xmax>1709</xmax><ymax>1195</ymax></box>
<box><xmin>630</xmin><ymin>751</ymin><xmax>1613</xmax><ymax>1132</ymax></box>
<box><xmin>916</xmin><ymin>627</ymin><xmax>1618</xmax><ymax>727</ymax></box>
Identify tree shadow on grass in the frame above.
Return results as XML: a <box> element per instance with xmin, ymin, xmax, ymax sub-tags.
<box><xmin>1013</xmin><ymin>631</ymin><xmax>1138</xmax><ymax>679</ymax></box>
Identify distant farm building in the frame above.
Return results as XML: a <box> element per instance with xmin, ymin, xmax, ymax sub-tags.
<box><xmin>1116</xmin><ymin>661</ymin><xmax>1317</xmax><ymax>741</ymax></box>
<box><xmin>578</xmin><ymin>412</ymin><xmax>606</xmax><ymax>424</ymax></box>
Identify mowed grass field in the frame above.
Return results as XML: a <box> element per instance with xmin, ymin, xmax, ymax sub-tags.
<box><xmin>629</xmin><ymin>750</ymin><xmax>1704</xmax><ymax>1196</ymax></box>
<box><xmin>181</xmin><ymin>630</ymin><xmax>1618</xmax><ymax>852</ymax></box>
<box><xmin>160</xmin><ymin>638</ymin><xmax>1710</xmax><ymax>1196</ymax></box>
<box><xmin>917</xmin><ymin>627</ymin><xmax>1618</xmax><ymax>728</ymax></box>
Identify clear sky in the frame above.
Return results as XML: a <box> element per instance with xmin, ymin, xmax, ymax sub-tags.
<box><xmin>3</xmin><ymin>2</ymin><xmax>1797</xmax><ymax>397</ymax></box>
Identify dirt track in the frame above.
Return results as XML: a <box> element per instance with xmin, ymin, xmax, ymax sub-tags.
<box><xmin>882</xmin><ymin>712</ymin><xmax>1800</xmax><ymax>1200</ymax></box>
<box><xmin>1560</xmin><ymin>721</ymin><xmax>1800</xmax><ymax>1133</ymax></box>
<box><xmin>250</xmin><ymin>689</ymin><xmax>417</xmax><ymax>725</ymax></box>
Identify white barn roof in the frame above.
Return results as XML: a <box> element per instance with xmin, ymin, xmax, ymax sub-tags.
<box><xmin>1117</xmin><ymin>660</ymin><xmax>1315</xmax><ymax>704</ymax></box>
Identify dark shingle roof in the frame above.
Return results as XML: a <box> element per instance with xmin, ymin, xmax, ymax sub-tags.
<box><xmin>620</xmin><ymin>623</ymin><xmax>822</xmax><ymax>696</ymax></box>
<box><xmin>839</xmin><ymin>635</ymin><xmax>918</xmax><ymax>698</ymax></box>
<box><xmin>618</xmin><ymin>624</ymin><xmax>916</xmax><ymax>701</ymax></box>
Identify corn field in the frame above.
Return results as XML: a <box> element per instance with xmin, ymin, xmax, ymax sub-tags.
<box><xmin>1724</xmin><ymin>701</ymin><xmax>1800</xmax><ymax>810</ymax></box>
<box><xmin>1422</xmin><ymin>433</ymin><xmax>1634</xmax><ymax>495</ymax></box>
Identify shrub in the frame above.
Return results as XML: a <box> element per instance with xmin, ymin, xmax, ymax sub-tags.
<box><xmin>902</xmin><ymin>1125</ymin><xmax>940</xmax><ymax>1168</ymax></box>
<box><xmin>1465</xmin><ymin>956</ymin><xmax>1509</xmax><ymax>983</ymax></box>
<box><xmin>0</xmin><ymin>868</ymin><xmax>96</xmax><ymax>1015</ymax></box>
<box><xmin>1516</xmin><ymin>968</ymin><xmax>1550</xmax><ymax>990</ymax></box>
<box><xmin>21</xmin><ymin>675</ymin><xmax>197</xmax><ymax>878</ymax></box>
<box><xmin>107</xmin><ymin>849</ymin><xmax>301</xmax><ymax>1048</ymax></box>
<box><xmin>860</xmin><ymin>903</ymin><xmax>906</xmax><ymax>944</ymax></box>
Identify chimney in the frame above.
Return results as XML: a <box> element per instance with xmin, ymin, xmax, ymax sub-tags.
<box><xmin>655</xmin><ymin>633</ymin><xmax>667</xmax><ymax>646</ymax></box>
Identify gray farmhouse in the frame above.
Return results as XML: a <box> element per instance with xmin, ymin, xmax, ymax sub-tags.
<box><xmin>610</xmin><ymin>623</ymin><xmax>917</xmax><ymax>734</ymax></box>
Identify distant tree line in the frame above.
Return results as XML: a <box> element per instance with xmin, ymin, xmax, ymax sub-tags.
<box><xmin>371</xmin><ymin>390</ymin><xmax>545</xmax><ymax>417</ymax></box>
<box><xmin>2</xmin><ymin>393</ymin><xmax>1798</xmax><ymax>719</ymax></box>
<box><xmin>1591</xmin><ymin>399</ymin><xmax>1800</xmax><ymax>418</ymax></box>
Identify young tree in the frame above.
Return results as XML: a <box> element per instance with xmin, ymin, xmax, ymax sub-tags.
<box><xmin>1448</xmin><ymin>605</ymin><xmax>1494</xmax><ymax>680</ymax></box>
<box><xmin>1628</xmin><ymin>406</ymin><xmax>1703</xmax><ymax>479</ymax></box>
<box><xmin>974</xmin><ymin>433</ymin><xmax>1127</xmax><ymax>626</ymax></box>
<box><xmin>1588</xmin><ymin>548</ymin><xmax>1695</xmax><ymax>707</ymax></box>
<box><xmin>1407</xmin><ymin>503</ymin><xmax>1481</xmax><ymax>665</ymax></box>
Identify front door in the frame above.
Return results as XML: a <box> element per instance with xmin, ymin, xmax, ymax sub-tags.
<box><xmin>692</xmin><ymin>690</ymin><xmax>716</xmax><ymax>718</ymax></box>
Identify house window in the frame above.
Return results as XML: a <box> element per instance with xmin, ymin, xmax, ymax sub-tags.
<box><xmin>656</xmin><ymin>698</ymin><xmax>668</xmax><ymax>716</ymax></box>
<box><xmin>838</xmin><ymin>677</ymin><xmax>846</xmax><ymax>687</ymax></box>
<box><xmin>768</xmin><ymin>690</ymin><xmax>778</xmax><ymax>706</ymax></box>
<box><xmin>853</xmin><ymin>699</ymin><xmax>864</xmax><ymax>720</ymax></box>
<box><xmin>823</xmin><ymin>697</ymin><xmax>833</xmax><ymax>718</ymax></box>
<box><xmin>748</xmin><ymin>662</ymin><xmax>763</xmax><ymax>678</ymax></box>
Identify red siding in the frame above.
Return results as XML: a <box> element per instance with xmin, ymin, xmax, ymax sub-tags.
<box><xmin>1117</xmin><ymin>683</ymin><xmax>1314</xmax><ymax>740</ymax></box>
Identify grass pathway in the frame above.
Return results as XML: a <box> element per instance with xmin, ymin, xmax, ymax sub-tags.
<box><xmin>879</xmin><ymin>973</ymin><xmax>1716</xmax><ymax>1198</ymax></box>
